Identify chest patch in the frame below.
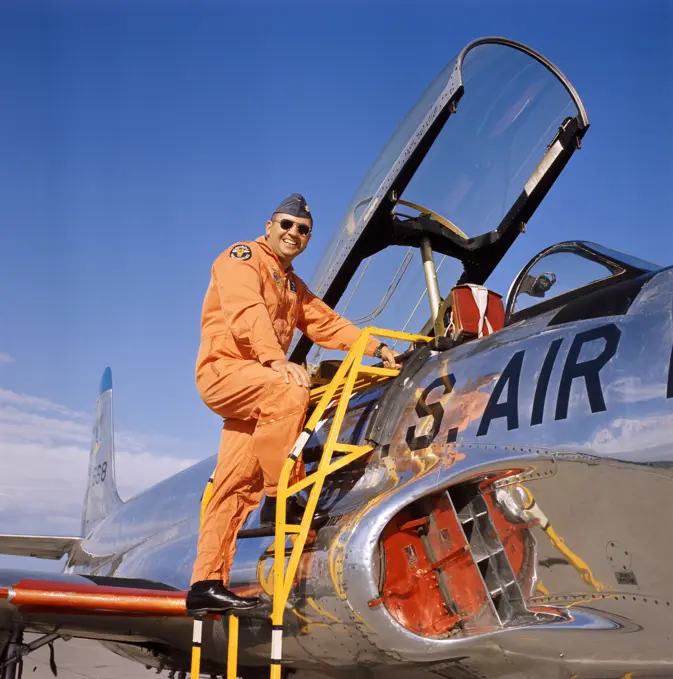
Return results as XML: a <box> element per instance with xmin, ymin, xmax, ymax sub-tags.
<box><xmin>271</xmin><ymin>269</ymin><xmax>284</xmax><ymax>289</ymax></box>
<box><xmin>230</xmin><ymin>244</ymin><xmax>252</xmax><ymax>260</ymax></box>
<box><xmin>289</xmin><ymin>278</ymin><xmax>297</xmax><ymax>292</ymax></box>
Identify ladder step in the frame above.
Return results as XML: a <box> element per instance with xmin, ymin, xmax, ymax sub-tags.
<box><xmin>238</xmin><ymin>527</ymin><xmax>276</xmax><ymax>539</ymax></box>
<box><xmin>358</xmin><ymin>366</ymin><xmax>400</xmax><ymax>377</ymax></box>
<box><xmin>309</xmin><ymin>371</ymin><xmax>394</xmax><ymax>404</ymax></box>
<box><xmin>332</xmin><ymin>443</ymin><xmax>372</xmax><ymax>453</ymax></box>
<box><xmin>237</xmin><ymin>524</ymin><xmax>302</xmax><ymax>539</ymax></box>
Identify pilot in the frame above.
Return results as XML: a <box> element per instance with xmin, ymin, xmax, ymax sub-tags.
<box><xmin>187</xmin><ymin>193</ymin><xmax>397</xmax><ymax>615</ymax></box>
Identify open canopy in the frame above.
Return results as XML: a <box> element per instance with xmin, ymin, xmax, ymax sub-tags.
<box><xmin>292</xmin><ymin>37</ymin><xmax>589</xmax><ymax>363</ymax></box>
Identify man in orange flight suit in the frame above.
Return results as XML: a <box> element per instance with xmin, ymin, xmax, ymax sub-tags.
<box><xmin>186</xmin><ymin>194</ymin><xmax>397</xmax><ymax>615</ymax></box>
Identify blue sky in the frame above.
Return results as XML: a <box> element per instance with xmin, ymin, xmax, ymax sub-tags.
<box><xmin>0</xmin><ymin>0</ymin><xmax>671</xmax><ymax>539</ymax></box>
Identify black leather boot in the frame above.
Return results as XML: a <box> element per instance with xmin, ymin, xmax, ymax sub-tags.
<box><xmin>259</xmin><ymin>495</ymin><xmax>328</xmax><ymax>529</ymax></box>
<box><xmin>186</xmin><ymin>580</ymin><xmax>263</xmax><ymax>616</ymax></box>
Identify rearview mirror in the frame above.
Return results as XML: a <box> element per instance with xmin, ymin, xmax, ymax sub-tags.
<box><xmin>520</xmin><ymin>272</ymin><xmax>556</xmax><ymax>299</ymax></box>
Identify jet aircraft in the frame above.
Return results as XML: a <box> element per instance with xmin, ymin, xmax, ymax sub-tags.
<box><xmin>1</xmin><ymin>36</ymin><xmax>672</xmax><ymax>679</ymax></box>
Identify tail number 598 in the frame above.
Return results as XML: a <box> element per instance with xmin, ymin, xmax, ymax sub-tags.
<box><xmin>92</xmin><ymin>462</ymin><xmax>108</xmax><ymax>486</ymax></box>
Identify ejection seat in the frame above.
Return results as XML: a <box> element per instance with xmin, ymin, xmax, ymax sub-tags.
<box><xmin>435</xmin><ymin>284</ymin><xmax>505</xmax><ymax>346</ymax></box>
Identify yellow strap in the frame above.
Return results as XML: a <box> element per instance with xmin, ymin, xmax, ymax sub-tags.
<box><xmin>545</xmin><ymin>525</ymin><xmax>605</xmax><ymax>592</ymax></box>
<box><xmin>199</xmin><ymin>476</ymin><xmax>214</xmax><ymax>525</ymax></box>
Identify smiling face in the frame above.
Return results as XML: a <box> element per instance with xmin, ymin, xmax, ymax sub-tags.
<box><xmin>265</xmin><ymin>212</ymin><xmax>312</xmax><ymax>269</ymax></box>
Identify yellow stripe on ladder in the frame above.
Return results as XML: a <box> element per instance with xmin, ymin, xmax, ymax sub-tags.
<box><xmin>190</xmin><ymin>616</ymin><xmax>202</xmax><ymax>678</ymax></box>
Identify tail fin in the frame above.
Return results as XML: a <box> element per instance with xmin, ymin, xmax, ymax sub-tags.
<box><xmin>81</xmin><ymin>367</ymin><xmax>123</xmax><ymax>535</ymax></box>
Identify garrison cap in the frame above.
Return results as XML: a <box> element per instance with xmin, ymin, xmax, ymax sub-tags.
<box><xmin>272</xmin><ymin>193</ymin><xmax>312</xmax><ymax>222</ymax></box>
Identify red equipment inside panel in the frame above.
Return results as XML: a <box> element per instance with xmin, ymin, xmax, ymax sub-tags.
<box><xmin>376</xmin><ymin>509</ymin><xmax>460</xmax><ymax>637</ymax></box>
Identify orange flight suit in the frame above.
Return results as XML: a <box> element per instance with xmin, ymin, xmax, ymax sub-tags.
<box><xmin>191</xmin><ymin>236</ymin><xmax>380</xmax><ymax>585</ymax></box>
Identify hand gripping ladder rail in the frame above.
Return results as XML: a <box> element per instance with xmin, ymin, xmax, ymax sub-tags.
<box><xmin>190</xmin><ymin>327</ymin><xmax>429</xmax><ymax>679</ymax></box>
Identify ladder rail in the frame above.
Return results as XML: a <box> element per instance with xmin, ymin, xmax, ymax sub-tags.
<box><xmin>227</xmin><ymin>615</ymin><xmax>239</xmax><ymax>679</ymax></box>
<box><xmin>269</xmin><ymin>327</ymin><xmax>429</xmax><ymax>678</ymax></box>
<box><xmin>271</xmin><ymin>333</ymin><xmax>368</xmax><ymax>632</ymax></box>
<box><xmin>273</xmin><ymin>328</ymin><xmax>377</xmax><ymax>622</ymax></box>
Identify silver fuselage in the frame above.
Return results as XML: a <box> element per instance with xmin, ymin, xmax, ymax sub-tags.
<box><xmin>45</xmin><ymin>266</ymin><xmax>673</xmax><ymax>679</ymax></box>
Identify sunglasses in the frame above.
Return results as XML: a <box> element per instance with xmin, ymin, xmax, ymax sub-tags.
<box><xmin>276</xmin><ymin>219</ymin><xmax>312</xmax><ymax>237</ymax></box>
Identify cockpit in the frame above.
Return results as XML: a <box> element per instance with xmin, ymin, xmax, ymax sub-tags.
<box><xmin>289</xmin><ymin>37</ymin><xmax>596</xmax><ymax>368</ymax></box>
<box><xmin>506</xmin><ymin>241</ymin><xmax>659</xmax><ymax>324</ymax></box>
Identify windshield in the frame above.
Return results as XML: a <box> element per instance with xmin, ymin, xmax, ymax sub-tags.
<box><xmin>506</xmin><ymin>241</ymin><xmax>661</xmax><ymax>319</ymax></box>
<box><xmin>512</xmin><ymin>252</ymin><xmax>617</xmax><ymax>315</ymax></box>
<box><xmin>401</xmin><ymin>43</ymin><xmax>579</xmax><ymax>236</ymax></box>
<box><xmin>303</xmin><ymin>40</ymin><xmax>586</xmax><ymax>360</ymax></box>
<box><xmin>308</xmin><ymin>247</ymin><xmax>464</xmax><ymax>367</ymax></box>
<box><xmin>585</xmin><ymin>243</ymin><xmax>659</xmax><ymax>272</ymax></box>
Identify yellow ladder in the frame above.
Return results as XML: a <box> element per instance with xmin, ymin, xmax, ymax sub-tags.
<box><xmin>269</xmin><ymin>327</ymin><xmax>428</xmax><ymax>677</ymax></box>
<box><xmin>190</xmin><ymin>327</ymin><xmax>429</xmax><ymax>679</ymax></box>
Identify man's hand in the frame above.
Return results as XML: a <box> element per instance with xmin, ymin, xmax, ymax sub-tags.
<box><xmin>269</xmin><ymin>359</ymin><xmax>311</xmax><ymax>388</ymax></box>
<box><xmin>380</xmin><ymin>345</ymin><xmax>399</xmax><ymax>370</ymax></box>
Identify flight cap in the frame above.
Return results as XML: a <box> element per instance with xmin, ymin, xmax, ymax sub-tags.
<box><xmin>272</xmin><ymin>193</ymin><xmax>312</xmax><ymax>222</ymax></box>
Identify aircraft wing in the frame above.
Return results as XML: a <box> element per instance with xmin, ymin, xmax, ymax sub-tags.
<box><xmin>0</xmin><ymin>568</ymin><xmax>264</xmax><ymax>637</ymax></box>
<box><xmin>0</xmin><ymin>568</ymin><xmax>273</xmax><ymax>676</ymax></box>
<box><xmin>0</xmin><ymin>572</ymin><xmax>186</xmax><ymax>617</ymax></box>
<box><xmin>0</xmin><ymin>569</ymin><xmax>189</xmax><ymax>638</ymax></box>
<box><xmin>0</xmin><ymin>534</ymin><xmax>82</xmax><ymax>560</ymax></box>
<box><xmin>0</xmin><ymin>569</ymin><xmax>196</xmax><ymax>653</ymax></box>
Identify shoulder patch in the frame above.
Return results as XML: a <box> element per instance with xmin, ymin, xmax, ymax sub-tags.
<box><xmin>230</xmin><ymin>244</ymin><xmax>252</xmax><ymax>261</ymax></box>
